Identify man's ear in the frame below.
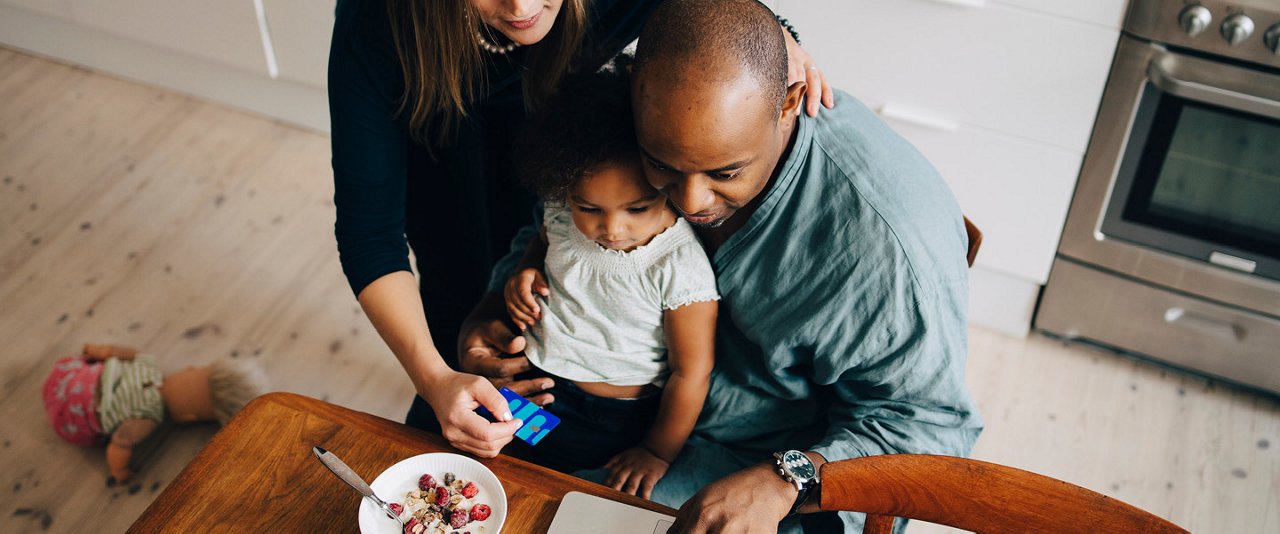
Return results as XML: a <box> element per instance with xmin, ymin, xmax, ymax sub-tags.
<box><xmin>781</xmin><ymin>81</ymin><xmax>807</xmax><ymax>119</ymax></box>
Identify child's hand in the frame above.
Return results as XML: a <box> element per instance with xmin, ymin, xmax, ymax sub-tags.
<box><xmin>504</xmin><ymin>267</ymin><xmax>549</xmax><ymax>330</ymax></box>
<box><xmin>604</xmin><ymin>447</ymin><xmax>670</xmax><ymax>500</ymax></box>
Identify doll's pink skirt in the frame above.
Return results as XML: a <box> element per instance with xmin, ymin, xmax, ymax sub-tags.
<box><xmin>43</xmin><ymin>356</ymin><xmax>104</xmax><ymax>446</ymax></box>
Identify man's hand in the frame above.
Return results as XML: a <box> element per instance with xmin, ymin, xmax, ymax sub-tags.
<box><xmin>458</xmin><ymin>305</ymin><xmax>555</xmax><ymax>406</ymax></box>
<box><xmin>668</xmin><ymin>464</ymin><xmax>796</xmax><ymax>534</ymax></box>
<box><xmin>604</xmin><ymin>447</ymin><xmax>671</xmax><ymax>500</ymax></box>
<box><xmin>504</xmin><ymin>267</ymin><xmax>549</xmax><ymax>330</ymax></box>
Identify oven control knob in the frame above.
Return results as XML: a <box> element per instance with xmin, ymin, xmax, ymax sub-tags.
<box><xmin>1179</xmin><ymin>4</ymin><xmax>1212</xmax><ymax>37</ymax></box>
<box><xmin>1265</xmin><ymin>23</ymin><xmax>1280</xmax><ymax>55</ymax></box>
<box><xmin>1220</xmin><ymin>13</ymin><xmax>1255</xmax><ymax>46</ymax></box>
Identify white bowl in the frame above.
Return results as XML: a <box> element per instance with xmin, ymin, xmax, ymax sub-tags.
<box><xmin>358</xmin><ymin>453</ymin><xmax>507</xmax><ymax>534</ymax></box>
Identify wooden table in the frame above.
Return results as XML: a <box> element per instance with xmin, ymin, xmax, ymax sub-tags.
<box><xmin>130</xmin><ymin>392</ymin><xmax>676</xmax><ymax>532</ymax></box>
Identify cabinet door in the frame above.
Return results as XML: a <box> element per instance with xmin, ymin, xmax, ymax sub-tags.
<box><xmin>262</xmin><ymin>0</ymin><xmax>336</xmax><ymax>88</ymax></box>
<box><xmin>67</xmin><ymin>0</ymin><xmax>269</xmax><ymax>76</ymax></box>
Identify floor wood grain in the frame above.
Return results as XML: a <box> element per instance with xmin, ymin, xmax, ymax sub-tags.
<box><xmin>1</xmin><ymin>47</ymin><xmax>1276</xmax><ymax>533</ymax></box>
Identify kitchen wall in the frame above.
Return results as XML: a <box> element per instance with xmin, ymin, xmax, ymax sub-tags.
<box><xmin>0</xmin><ymin>0</ymin><xmax>1129</xmax><ymax>336</ymax></box>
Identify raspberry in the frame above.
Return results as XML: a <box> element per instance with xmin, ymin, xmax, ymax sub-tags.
<box><xmin>434</xmin><ymin>486</ymin><xmax>450</xmax><ymax>507</ymax></box>
<box><xmin>470</xmin><ymin>503</ymin><xmax>491</xmax><ymax>522</ymax></box>
<box><xmin>461</xmin><ymin>482</ymin><xmax>478</xmax><ymax>499</ymax></box>
<box><xmin>403</xmin><ymin>517</ymin><xmax>422</xmax><ymax>534</ymax></box>
<box><xmin>388</xmin><ymin>502</ymin><xmax>404</xmax><ymax>516</ymax></box>
<box><xmin>450</xmin><ymin>508</ymin><xmax>469</xmax><ymax>528</ymax></box>
<box><xmin>417</xmin><ymin>473</ymin><xmax>436</xmax><ymax>490</ymax></box>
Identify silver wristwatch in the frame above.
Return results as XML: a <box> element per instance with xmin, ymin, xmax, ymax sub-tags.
<box><xmin>773</xmin><ymin>450</ymin><xmax>820</xmax><ymax>515</ymax></box>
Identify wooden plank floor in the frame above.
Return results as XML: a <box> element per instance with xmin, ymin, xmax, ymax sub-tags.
<box><xmin>1</xmin><ymin>47</ymin><xmax>1276</xmax><ymax>533</ymax></box>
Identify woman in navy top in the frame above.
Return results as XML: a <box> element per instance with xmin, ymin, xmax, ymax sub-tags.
<box><xmin>327</xmin><ymin>0</ymin><xmax>833</xmax><ymax>457</ymax></box>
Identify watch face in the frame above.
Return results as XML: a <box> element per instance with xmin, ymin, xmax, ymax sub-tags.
<box><xmin>782</xmin><ymin>450</ymin><xmax>815</xmax><ymax>480</ymax></box>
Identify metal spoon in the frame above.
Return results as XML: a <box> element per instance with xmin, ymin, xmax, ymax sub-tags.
<box><xmin>312</xmin><ymin>446</ymin><xmax>406</xmax><ymax>529</ymax></box>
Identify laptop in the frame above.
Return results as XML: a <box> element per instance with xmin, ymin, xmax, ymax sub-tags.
<box><xmin>547</xmin><ymin>492</ymin><xmax>677</xmax><ymax>534</ymax></box>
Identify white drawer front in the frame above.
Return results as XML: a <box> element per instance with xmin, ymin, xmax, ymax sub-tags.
<box><xmin>1038</xmin><ymin>258</ymin><xmax>1280</xmax><ymax>394</ymax></box>
<box><xmin>68</xmin><ymin>0</ymin><xmax>269</xmax><ymax>77</ymax></box>
<box><xmin>864</xmin><ymin>96</ymin><xmax>1083</xmax><ymax>283</ymax></box>
<box><xmin>779</xmin><ymin>0</ymin><xmax>1118</xmax><ymax>152</ymax></box>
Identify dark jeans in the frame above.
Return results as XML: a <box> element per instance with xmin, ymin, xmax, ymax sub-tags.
<box><xmin>406</xmin><ymin>372</ymin><xmax>661</xmax><ymax>474</ymax></box>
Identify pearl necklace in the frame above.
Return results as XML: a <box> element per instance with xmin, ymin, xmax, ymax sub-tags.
<box><xmin>475</xmin><ymin>27</ymin><xmax>519</xmax><ymax>54</ymax></box>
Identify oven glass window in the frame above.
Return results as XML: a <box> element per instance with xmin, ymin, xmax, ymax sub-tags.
<box><xmin>1121</xmin><ymin>95</ymin><xmax>1280</xmax><ymax>259</ymax></box>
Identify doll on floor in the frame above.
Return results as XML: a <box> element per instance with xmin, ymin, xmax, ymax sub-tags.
<box><xmin>42</xmin><ymin>343</ymin><xmax>269</xmax><ymax>482</ymax></box>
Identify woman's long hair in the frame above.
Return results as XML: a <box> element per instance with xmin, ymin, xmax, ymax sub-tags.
<box><xmin>387</xmin><ymin>0</ymin><xmax>587</xmax><ymax>146</ymax></box>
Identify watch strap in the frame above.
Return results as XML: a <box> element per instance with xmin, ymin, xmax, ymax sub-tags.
<box><xmin>791</xmin><ymin>484</ymin><xmax>815</xmax><ymax>516</ymax></box>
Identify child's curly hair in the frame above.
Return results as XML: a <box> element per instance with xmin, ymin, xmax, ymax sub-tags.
<box><xmin>516</xmin><ymin>68</ymin><xmax>637</xmax><ymax>201</ymax></box>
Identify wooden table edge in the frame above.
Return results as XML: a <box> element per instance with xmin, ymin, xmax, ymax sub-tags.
<box><xmin>130</xmin><ymin>392</ymin><xmax>677</xmax><ymax>531</ymax></box>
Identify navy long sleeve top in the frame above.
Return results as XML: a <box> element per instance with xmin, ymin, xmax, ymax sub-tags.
<box><xmin>328</xmin><ymin>0</ymin><xmax>660</xmax><ymax>296</ymax></box>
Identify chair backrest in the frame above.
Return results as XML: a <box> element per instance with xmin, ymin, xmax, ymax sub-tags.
<box><xmin>963</xmin><ymin>216</ymin><xmax>982</xmax><ymax>268</ymax></box>
<box><xmin>819</xmin><ymin>454</ymin><xmax>1188</xmax><ymax>534</ymax></box>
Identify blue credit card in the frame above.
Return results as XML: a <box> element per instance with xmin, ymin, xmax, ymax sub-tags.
<box><xmin>477</xmin><ymin>387</ymin><xmax>559</xmax><ymax>446</ymax></box>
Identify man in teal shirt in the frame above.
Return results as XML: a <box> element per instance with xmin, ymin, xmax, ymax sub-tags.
<box><xmin>461</xmin><ymin>0</ymin><xmax>981</xmax><ymax>531</ymax></box>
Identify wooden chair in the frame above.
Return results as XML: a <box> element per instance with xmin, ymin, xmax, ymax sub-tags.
<box><xmin>963</xmin><ymin>216</ymin><xmax>982</xmax><ymax>268</ymax></box>
<box><xmin>819</xmin><ymin>454</ymin><xmax>1189</xmax><ymax>534</ymax></box>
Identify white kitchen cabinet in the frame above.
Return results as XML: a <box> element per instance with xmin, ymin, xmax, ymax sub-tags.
<box><xmin>775</xmin><ymin>0</ymin><xmax>1124</xmax><ymax>334</ymax></box>
<box><xmin>863</xmin><ymin>96</ymin><xmax>1083</xmax><ymax>283</ymax></box>
<box><xmin>66</xmin><ymin>0</ymin><xmax>270</xmax><ymax>77</ymax></box>
<box><xmin>780</xmin><ymin>0</ymin><xmax>1117</xmax><ymax>153</ymax></box>
<box><xmin>262</xmin><ymin>0</ymin><xmax>337</xmax><ymax>89</ymax></box>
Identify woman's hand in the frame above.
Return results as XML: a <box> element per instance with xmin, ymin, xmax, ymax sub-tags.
<box><xmin>420</xmin><ymin>369</ymin><xmax>524</xmax><ymax>458</ymax></box>
<box><xmin>604</xmin><ymin>447</ymin><xmax>671</xmax><ymax>500</ymax></box>
<box><xmin>504</xmin><ymin>267</ymin><xmax>549</xmax><ymax>330</ymax></box>
<box><xmin>783</xmin><ymin>28</ymin><xmax>834</xmax><ymax>117</ymax></box>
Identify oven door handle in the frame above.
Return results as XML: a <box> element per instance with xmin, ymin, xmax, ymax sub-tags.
<box><xmin>1148</xmin><ymin>52</ymin><xmax>1280</xmax><ymax>121</ymax></box>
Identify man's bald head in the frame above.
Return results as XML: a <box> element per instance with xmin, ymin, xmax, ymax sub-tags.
<box><xmin>633</xmin><ymin>0</ymin><xmax>788</xmax><ymax>115</ymax></box>
<box><xmin>628</xmin><ymin>0</ymin><xmax>803</xmax><ymax>231</ymax></box>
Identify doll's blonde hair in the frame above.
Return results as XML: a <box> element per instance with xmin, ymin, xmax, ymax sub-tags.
<box><xmin>206</xmin><ymin>359</ymin><xmax>270</xmax><ymax>425</ymax></box>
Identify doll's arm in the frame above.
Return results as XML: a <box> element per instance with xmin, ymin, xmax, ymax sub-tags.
<box><xmin>105</xmin><ymin>418</ymin><xmax>159</xmax><ymax>481</ymax></box>
<box><xmin>83</xmin><ymin>344</ymin><xmax>140</xmax><ymax>362</ymax></box>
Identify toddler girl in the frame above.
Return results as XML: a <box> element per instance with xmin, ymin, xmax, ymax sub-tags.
<box><xmin>503</xmin><ymin>70</ymin><xmax>719</xmax><ymax>499</ymax></box>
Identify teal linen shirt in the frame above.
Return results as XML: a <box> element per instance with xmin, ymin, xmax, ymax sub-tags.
<box><xmin>491</xmin><ymin>92</ymin><xmax>982</xmax><ymax>531</ymax></box>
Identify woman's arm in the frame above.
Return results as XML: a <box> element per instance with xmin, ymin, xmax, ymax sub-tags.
<box><xmin>358</xmin><ymin>272</ymin><xmax>522</xmax><ymax>457</ymax></box>
<box><xmin>357</xmin><ymin>272</ymin><xmax>451</xmax><ymax>394</ymax></box>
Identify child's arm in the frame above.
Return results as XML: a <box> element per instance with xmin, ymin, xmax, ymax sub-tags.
<box><xmin>605</xmin><ymin>300</ymin><xmax>718</xmax><ymax>499</ymax></box>
<box><xmin>503</xmin><ymin>226</ymin><xmax>551</xmax><ymax>330</ymax></box>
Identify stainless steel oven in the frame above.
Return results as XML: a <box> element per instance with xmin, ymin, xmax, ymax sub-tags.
<box><xmin>1037</xmin><ymin>0</ymin><xmax>1280</xmax><ymax>394</ymax></box>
